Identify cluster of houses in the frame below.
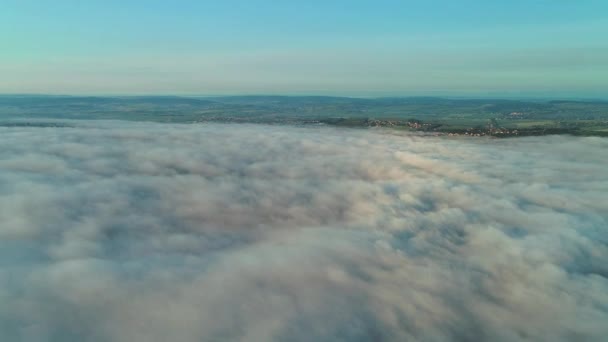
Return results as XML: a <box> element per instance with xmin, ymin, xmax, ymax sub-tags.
<box><xmin>445</xmin><ymin>128</ymin><xmax>520</xmax><ymax>137</ymax></box>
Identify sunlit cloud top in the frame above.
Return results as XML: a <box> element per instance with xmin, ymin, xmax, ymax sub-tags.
<box><xmin>1</xmin><ymin>121</ymin><xmax>607</xmax><ymax>340</ymax></box>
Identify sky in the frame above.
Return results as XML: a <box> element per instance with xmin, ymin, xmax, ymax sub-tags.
<box><xmin>1</xmin><ymin>0</ymin><xmax>608</xmax><ymax>97</ymax></box>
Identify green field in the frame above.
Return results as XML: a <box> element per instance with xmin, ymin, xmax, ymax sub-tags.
<box><xmin>1</xmin><ymin>95</ymin><xmax>607</xmax><ymax>137</ymax></box>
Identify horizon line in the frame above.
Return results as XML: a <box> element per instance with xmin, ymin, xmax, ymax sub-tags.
<box><xmin>1</xmin><ymin>93</ymin><xmax>607</xmax><ymax>102</ymax></box>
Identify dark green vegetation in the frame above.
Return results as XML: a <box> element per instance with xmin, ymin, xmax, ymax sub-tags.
<box><xmin>1</xmin><ymin>95</ymin><xmax>607</xmax><ymax>137</ymax></box>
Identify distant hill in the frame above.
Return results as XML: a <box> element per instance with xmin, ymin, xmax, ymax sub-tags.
<box><xmin>1</xmin><ymin>95</ymin><xmax>607</xmax><ymax>126</ymax></box>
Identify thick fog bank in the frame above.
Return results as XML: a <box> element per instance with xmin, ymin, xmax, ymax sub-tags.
<box><xmin>1</xmin><ymin>122</ymin><xmax>607</xmax><ymax>341</ymax></box>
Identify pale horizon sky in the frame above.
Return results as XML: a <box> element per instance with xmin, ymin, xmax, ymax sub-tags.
<box><xmin>2</xmin><ymin>0</ymin><xmax>607</xmax><ymax>98</ymax></box>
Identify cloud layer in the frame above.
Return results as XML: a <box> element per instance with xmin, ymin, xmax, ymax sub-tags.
<box><xmin>1</xmin><ymin>122</ymin><xmax>607</xmax><ymax>341</ymax></box>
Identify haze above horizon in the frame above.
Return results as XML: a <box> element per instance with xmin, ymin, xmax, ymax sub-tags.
<box><xmin>2</xmin><ymin>1</ymin><xmax>607</xmax><ymax>97</ymax></box>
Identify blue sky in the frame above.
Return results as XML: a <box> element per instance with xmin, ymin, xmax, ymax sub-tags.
<box><xmin>1</xmin><ymin>0</ymin><xmax>607</xmax><ymax>97</ymax></box>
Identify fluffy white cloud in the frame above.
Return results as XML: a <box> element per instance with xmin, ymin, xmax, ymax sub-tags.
<box><xmin>0</xmin><ymin>122</ymin><xmax>607</xmax><ymax>341</ymax></box>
